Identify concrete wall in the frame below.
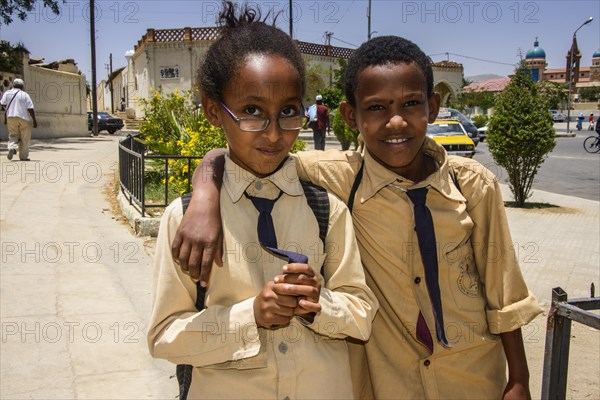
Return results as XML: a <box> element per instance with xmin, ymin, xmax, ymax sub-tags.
<box><xmin>1</xmin><ymin>62</ymin><xmax>87</xmax><ymax>140</ymax></box>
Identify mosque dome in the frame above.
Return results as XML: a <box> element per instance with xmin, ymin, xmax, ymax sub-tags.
<box><xmin>526</xmin><ymin>38</ymin><xmax>546</xmax><ymax>59</ymax></box>
<box><xmin>593</xmin><ymin>49</ymin><xmax>600</xmax><ymax>58</ymax></box>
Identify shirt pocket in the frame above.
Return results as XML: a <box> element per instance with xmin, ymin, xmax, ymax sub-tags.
<box><xmin>444</xmin><ymin>239</ymin><xmax>486</xmax><ymax>312</ymax></box>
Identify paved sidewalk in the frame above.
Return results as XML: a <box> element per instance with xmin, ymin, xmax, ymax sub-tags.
<box><xmin>1</xmin><ymin>135</ymin><xmax>598</xmax><ymax>399</ymax></box>
<box><xmin>1</xmin><ymin>135</ymin><xmax>174</xmax><ymax>399</ymax></box>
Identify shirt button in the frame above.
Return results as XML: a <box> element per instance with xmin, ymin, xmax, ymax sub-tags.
<box><xmin>424</xmin><ymin>359</ymin><xmax>431</xmax><ymax>367</ymax></box>
<box><xmin>414</xmin><ymin>277</ymin><xmax>421</xmax><ymax>284</ymax></box>
<box><xmin>254</xmin><ymin>181</ymin><xmax>263</xmax><ymax>190</ymax></box>
<box><xmin>278</xmin><ymin>342</ymin><xmax>288</xmax><ymax>354</ymax></box>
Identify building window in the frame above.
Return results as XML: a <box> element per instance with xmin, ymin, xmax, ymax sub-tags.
<box><xmin>160</xmin><ymin>66</ymin><xmax>180</xmax><ymax>79</ymax></box>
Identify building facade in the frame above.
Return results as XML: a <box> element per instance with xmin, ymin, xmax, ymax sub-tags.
<box><xmin>103</xmin><ymin>27</ymin><xmax>464</xmax><ymax>117</ymax></box>
<box><xmin>524</xmin><ymin>38</ymin><xmax>600</xmax><ymax>90</ymax></box>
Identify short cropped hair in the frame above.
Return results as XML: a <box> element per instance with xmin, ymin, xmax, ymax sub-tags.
<box><xmin>200</xmin><ymin>1</ymin><xmax>306</xmax><ymax>100</ymax></box>
<box><xmin>344</xmin><ymin>36</ymin><xmax>434</xmax><ymax>106</ymax></box>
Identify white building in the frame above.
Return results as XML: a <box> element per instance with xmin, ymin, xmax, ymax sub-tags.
<box><xmin>103</xmin><ymin>27</ymin><xmax>464</xmax><ymax>118</ymax></box>
<box><xmin>1</xmin><ymin>53</ymin><xmax>87</xmax><ymax>140</ymax></box>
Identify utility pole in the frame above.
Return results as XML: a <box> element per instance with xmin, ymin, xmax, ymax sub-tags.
<box><xmin>367</xmin><ymin>0</ymin><xmax>372</xmax><ymax>40</ymax></box>
<box><xmin>289</xmin><ymin>0</ymin><xmax>293</xmax><ymax>38</ymax></box>
<box><xmin>109</xmin><ymin>53</ymin><xmax>114</xmax><ymax>114</ymax></box>
<box><xmin>566</xmin><ymin>17</ymin><xmax>593</xmax><ymax>133</ymax></box>
<box><xmin>90</xmin><ymin>0</ymin><xmax>99</xmax><ymax>136</ymax></box>
<box><xmin>325</xmin><ymin>32</ymin><xmax>333</xmax><ymax>86</ymax></box>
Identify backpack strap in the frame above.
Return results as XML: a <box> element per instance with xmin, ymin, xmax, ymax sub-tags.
<box><xmin>299</xmin><ymin>180</ymin><xmax>329</xmax><ymax>247</ymax></box>
<box><xmin>448</xmin><ymin>165</ymin><xmax>462</xmax><ymax>195</ymax></box>
<box><xmin>348</xmin><ymin>160</ymin><xmax>365</xmax><ymax>214</ymax></box>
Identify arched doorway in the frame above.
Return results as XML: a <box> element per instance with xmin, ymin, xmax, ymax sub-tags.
<box><xmin>434</xmin><ymin>82</ymin><xmax>455</xmax><ymax>106</ymax></box>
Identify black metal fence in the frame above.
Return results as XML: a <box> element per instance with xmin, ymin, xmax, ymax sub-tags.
<box><xmin>541</xmin><ymin>286</ymin><xmax>599</xmax><ymax>399</ymax></box>
<box><xmin>118</xmin><ymin>134</ymin><xmax>202</xmax><ymax>216</ymax></box>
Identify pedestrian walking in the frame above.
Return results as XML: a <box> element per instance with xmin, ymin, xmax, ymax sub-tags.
<box><xmin>1</xmin><ymin>78</ymin><xmax>37</xmax><ymax>161</ymax></box>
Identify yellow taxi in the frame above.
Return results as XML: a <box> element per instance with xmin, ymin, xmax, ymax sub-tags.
<box><xmin>426</xmin><ymin>119</ymin><xmax>475</xmax><ymax>158</ymax></box>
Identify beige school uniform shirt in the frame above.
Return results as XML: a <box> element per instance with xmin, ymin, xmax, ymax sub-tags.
<box><xmin>295</xmin><ymin>137</ymin><xmax>543</xmax><ymax>399</ymax></box>
<box><xmin>148</xmin><ymin>155</ymin><xmax>378</xmax><ymax>400</ymax></box>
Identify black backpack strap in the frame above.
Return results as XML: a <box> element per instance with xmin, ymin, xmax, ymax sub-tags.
<box><xmin>176</xmin><ymin>194</ymin><xmax>207</xmax><ymax>400</ymax></box>
<box><xmin>449</xmin><ymin>165</ymin><xmax>462</xmax><ymax>195</ymax></box>
<box><xmin>176</xmin><ymin>364</ymin><xmax>193</xmax><ymax>400</ymax></box>
<box><xmin>299</xmin><ymin>181</ymin><xmax>329</xmax><ymax>247</ymax></box>
<box><xmin>348</xmin><ymin>160</ymin><xmax>365</xmax><ymax>214</ymax></box>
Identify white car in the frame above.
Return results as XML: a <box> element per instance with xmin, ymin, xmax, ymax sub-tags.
<box><xmin>550</xmin><ymin>110</ymin><xmax>567</xmax><ymax>122</ymax></box>
<box><xmin>477</xmin><ymin>125</ymin><xmax>488</xmax><ymax>142</ymax></box>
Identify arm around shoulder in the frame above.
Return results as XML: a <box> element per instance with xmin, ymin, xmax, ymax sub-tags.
<box><xmin>293</xmin><ymin>150</ymin><xmax>363</xmax><ymax>202</ymax></box>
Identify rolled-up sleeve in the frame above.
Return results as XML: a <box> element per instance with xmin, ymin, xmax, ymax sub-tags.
<box><xmin>465</xmin><ymin>168</ymin><xmax>543</xmax><ymax>334</ymax></box>
<box><xmin>147</xmin><ymin>200</ymin><xmax>260</xmax><ymax>366</ymax></box>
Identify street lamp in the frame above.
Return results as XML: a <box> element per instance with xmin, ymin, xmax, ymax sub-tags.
<box><xmin>566</xmin><ymin>17</ymin><xmax>593</xmax><ymax>133</ymax></box>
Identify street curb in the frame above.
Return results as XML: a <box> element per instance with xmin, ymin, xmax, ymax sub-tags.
<box><xmin>555</xmin><ymin>133</ymin><xmax>577</xmax><ymax>138</ymax></box>
<box><xmin>117</xmin><ymin>192</ymin><xmax>160</xmax><ymax>237</ymax></box>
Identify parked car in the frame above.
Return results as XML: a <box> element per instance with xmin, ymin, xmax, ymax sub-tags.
<box><xmin>427</xmin><ymin>120</ymin><xmax>475</xmax><ymax>158</ymax></box>
<box><xmin>87</xmin><ymin>112</ymin><xmax>124</xmax><ymax>134</ymax></box>
<box><xmin>549</xmin><ymin>110</ymin><xmax>567</xmax><ymax>122</ymax></box>
<box><xmin>436</xmin><ymin>108</ymin><xmax>479</xmax><ymax>147</ymax></box>
<box><xmin>477</xmin><ymin>125</ymin><xmax>488</xmax><ymax>142</ymax></box>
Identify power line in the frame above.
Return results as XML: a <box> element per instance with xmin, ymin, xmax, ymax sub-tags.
<box><xmin>429</xmin><ymin>52</ymin><xmax>516</xmax><ymax>66</ymax></box>
<box><xmin>330</xmin><ymin>36</ymin><xmax>359</xmax><ymax>48</ymax></box>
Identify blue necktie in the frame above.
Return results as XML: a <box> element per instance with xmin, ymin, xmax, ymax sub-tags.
<box><xmin>406</xmin><ymin>187</ymin><xmax>450</xmax><ymax>350</ymax></box>
<box><xmin>245</xmin><ymin>191</ymin><xmax>308</xmax><ymax>264</ymax></box>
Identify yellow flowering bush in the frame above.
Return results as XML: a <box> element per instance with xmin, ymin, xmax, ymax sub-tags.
<box><xmin>137</xmin><ymin>87</ymin><xmax>227</xmax><ymax>197</ymax></box>
<box><xmin>137</xmin><ymin>87</ymin><xmax>306</xmax><ymax>200</ymax></box>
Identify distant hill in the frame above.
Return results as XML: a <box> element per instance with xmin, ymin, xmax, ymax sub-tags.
<box><xmin>466</xmin><ymin>74</ymin><xmax>505</xmax><ymax>83</ymax></box>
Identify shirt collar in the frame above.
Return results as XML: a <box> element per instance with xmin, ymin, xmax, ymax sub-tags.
<box><xmin>223</xmin><ymin>154</ymin><xmax>304</xmax><ymax>203</ymax></box>
<box><xmin>360</xmin><ymin>137</ymin><xmax>465</xmax><ymax>203</ymax></box>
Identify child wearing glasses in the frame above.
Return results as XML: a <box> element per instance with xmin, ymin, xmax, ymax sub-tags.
<box><xmin>147</xmin><ymin>2</ymin><xmax>377</xmax><ymax>399</ymax></box>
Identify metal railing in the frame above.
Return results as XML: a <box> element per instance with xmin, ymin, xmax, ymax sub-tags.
<box><xmin>118</xmin><ymin>134</ymin><xmax>202</xmax><ymax>217</ymax></box>
<box><xmin>541</xmin><ymin>286</ymin><xmax>599</xmax><ymax>399</ymax></box>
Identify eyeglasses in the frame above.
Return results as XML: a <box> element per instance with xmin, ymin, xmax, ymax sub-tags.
<box><xmin>220</xmin><ymin>101</ymin><xmax>307</xmax><ymax>132</ymax></box>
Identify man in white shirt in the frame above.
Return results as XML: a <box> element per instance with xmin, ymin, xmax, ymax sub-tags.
<box><xmin>1</xmin><ymin>78</ymin><xmax>37</xmax><ymax>161</ymax></box>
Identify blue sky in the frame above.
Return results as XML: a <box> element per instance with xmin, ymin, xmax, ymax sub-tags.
<box><xmin>2</xmin><ymin>0</ymin><xmax>599</xmax><ymax>81</ymax></box>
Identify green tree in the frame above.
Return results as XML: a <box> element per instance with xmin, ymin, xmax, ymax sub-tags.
<box><xmin>537</xmin><ymin>81</ymin><xmax>567</xmax><ymax>109</ymax></box>
<box><xmin>332</xmin><ymin>58</ymin><xmax>347</xmax><ymax>92</ymax></box>
<box><xmin>487</xmin><ymin>63</ymin><xmax>556</xmax><ymax>207</ymax></box>
<box><xmin>0</xmin><ymin>41</ymin><xmax>27</xmax><ymax>73</ymax></box>
<box><xmin>319</xmin><ymin>87</ymin><xmax>343</xmax><ymax>111</ymax></box>
<box><xmin>331</xmin><ymin>107</ymin><xmax>359</xmax><ymax>151</ymax></box>
<box><xmin>578</xmin><ymin>86</ymin><xmax>600</xmax><ymax>102</ymax></box>
<box><xmin>1</xmin><ymin>0</ymin><xmax>64</xmax><ymax>25</ymax></box>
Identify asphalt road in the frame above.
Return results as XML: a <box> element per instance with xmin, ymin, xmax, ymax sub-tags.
<box><xmin>473</xmin><ymin>129</ymin><xmax>600</xmax><ymax>201</ymax></box>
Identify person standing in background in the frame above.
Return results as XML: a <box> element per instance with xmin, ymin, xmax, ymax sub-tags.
<box><xmin>310</xmin><ymin>94</ymin><xmax>330</xmax><ymax>150</ymax></box>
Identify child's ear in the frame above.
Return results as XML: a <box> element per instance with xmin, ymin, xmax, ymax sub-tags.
<box><xmin>427</xmin><ymin>93</ymin><xmax>441</xmax><ymax>123</ymax></box>
<box><xmin>340</xmin><ymin>102</ymin><xmax>358</xmax><ymax>130</ymax></box>
<box><xmin>202</xmin><ymin>97</ymin><xmax>222</xmax><ymax>127</ymax></box>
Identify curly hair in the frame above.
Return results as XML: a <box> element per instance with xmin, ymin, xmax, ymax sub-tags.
<box><xmin>199</xmin><ymin>1</ymin><xmax>305</xmax><ymax>100</ymax></box>
<box><xmin>344</xmin><ymin>36</ymin><xmax>433</xmax><ymax>106</ymax></box>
